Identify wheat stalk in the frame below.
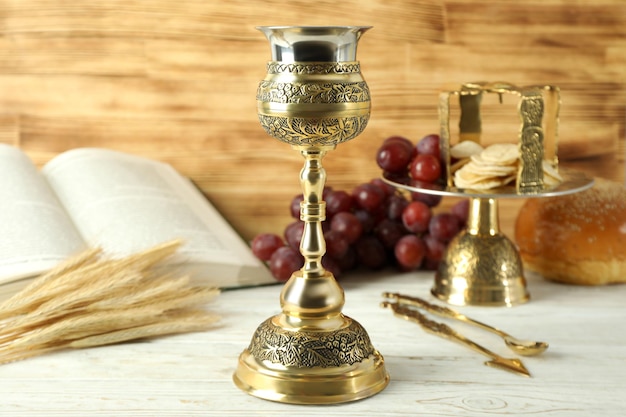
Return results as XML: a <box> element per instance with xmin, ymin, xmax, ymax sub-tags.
<box><xmin>0</xmin><ymin>247</ymin><xmax>102</xmax><ymax>320</ymax></box>
<box><xmin>0</xmin><ymin>240</ymin><xmax>220</xmax><ymax>365</ymax></box>
<box><xmin>0</xmin><ymin>240</ymin><xmax>180</xmax><ymax>321</ymax></box>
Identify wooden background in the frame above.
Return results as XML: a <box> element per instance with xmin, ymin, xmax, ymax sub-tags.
<box><xmin>1</xmin><ymin>0</ymin><xmax>624</xmax><ymax>241</ymax></box>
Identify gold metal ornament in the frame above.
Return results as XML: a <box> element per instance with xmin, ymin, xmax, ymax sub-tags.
<box><xmin>233</xmin><ymin>26</ymin><xmax>389</xmax><ymax>404</ymax></box>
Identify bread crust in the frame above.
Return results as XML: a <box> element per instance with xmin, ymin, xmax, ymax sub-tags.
<box><xmin>514</xmin><ymin>178</ymin><xmax>626</xmax><ymax>285</ymax></box>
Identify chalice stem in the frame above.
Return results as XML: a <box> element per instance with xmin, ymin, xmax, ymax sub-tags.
<box><xmin>299</xmin><ymin>148</ymin><xmax>329</xmax><ymax>278</ymax></box>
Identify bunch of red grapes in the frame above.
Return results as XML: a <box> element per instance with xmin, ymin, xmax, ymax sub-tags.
<box><xmin>251</xmin><ymin>134</ymin><xmax>469</xmax><ymax>282</ymax></box>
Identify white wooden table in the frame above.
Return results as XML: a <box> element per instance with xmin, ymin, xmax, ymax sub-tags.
<box><xmin>1</xmin><ymin>270</ymin><xmax>624</xmax><ymax>416</ymax></box>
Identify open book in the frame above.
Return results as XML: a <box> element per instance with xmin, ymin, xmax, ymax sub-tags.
<box><xmin>0</xmin><ymin>145</ymin><xmax>275</xmax><ymax>299</ymax></box>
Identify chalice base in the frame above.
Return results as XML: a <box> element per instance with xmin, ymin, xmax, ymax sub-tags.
<box><xmin>233</xmin><ymin>315</ymin><xmax>389</xmax><ymax>404</ymax></box>
<box><xmin>432</xmin><ymin>229</ymin><xmax>530</xmax><ymax>307</ymax></box>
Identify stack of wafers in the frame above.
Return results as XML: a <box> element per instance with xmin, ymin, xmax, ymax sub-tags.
<box><xmin>450</xmin><ymin>142</ymin><xmax>562</xmax><ymax>190</ymax></box>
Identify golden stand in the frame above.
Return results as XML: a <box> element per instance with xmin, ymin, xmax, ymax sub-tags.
<box><xmin>233</xmin><ymin>26</ymin><xmax>389</xmax><ymax>404</ymax></box>
<box><xmin>385</xmin><ymin>168</ymin><xmax>593</xmax><ymax>307</ymax></box>
<box><xmin>384</xmin><ymin>82</ymin><xmax>594</xmax><ymax>307</ymax></box>
<box><xmin>433</xmin><ymin>197</ymin><xmax>528</xmax><ymax>306</ymax></box>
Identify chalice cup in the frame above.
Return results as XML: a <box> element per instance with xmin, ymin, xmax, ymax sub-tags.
<box><xmin>233</xmin><ymin>26</ymin><xmax>389</xmax><ymax>404</ymax></box>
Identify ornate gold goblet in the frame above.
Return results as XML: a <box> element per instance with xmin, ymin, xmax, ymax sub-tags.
<box><xmin>232</xmin><ymin>26</ymin><xmax>389</xmax><ymax>404</ymax></box>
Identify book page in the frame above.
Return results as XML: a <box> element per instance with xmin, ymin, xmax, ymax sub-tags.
<box><xmin>0</xmin><ymin>145</ymin><xmax>87</xmax><ymax>283</ymax></box>
<box><xmin>42</xmin><ymin>148</ymin><xmax>274</xmax><ymax>288</ymax></box>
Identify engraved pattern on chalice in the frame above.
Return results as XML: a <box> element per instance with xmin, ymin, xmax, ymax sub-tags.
<box><xmin>233</xmin><ymin>26</ymin><xmax>389</xmax><ymax>405</ymax></box>
<box><xmin>248</xmin><ymin>318</ymin><xmax>375</xmax><ymax>368</ymax></box>
<box><xmin>257</xmin><ymin>61</ymin><xmax>371</xmax><ymax>147</ymax></box>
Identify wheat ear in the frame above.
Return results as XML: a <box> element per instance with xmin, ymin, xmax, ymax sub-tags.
<box><xmin>0</xmin><ymin>240</ymin><xmax>219</xmax><ymax>365</ymax></box>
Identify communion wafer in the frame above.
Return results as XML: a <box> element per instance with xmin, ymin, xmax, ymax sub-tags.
<box><xmin>450</xmin><ymin>158</ymin><xmax>470</xmax><ymax>174</ymax></box>
<box><xmin>456</xmin><ymin>160</ymin><xmax>562</xmax><ymax>189</ymax></box>
<box><xmin>543</xmin><ymin>173</ymin><xmax>561</xmax><ymax>187</ymax></box>
<box><xmin>455</xmin><ymin>163</ymin><xmax>512</xmax><ymax>184</ymax></box>
<box><xmin>542</xmin><ymin>162</ymin><xmax>562</xmax><ymax>186</ymax></box>
<box><xmin>450</xmin><ymin>141</ymin><xmax>484</xmax><ymax>159</ymax></box>
<box><xmin>479</xmin><ymin>143</ymin><xmax>519</xmax><ymax>164</ymax></box>
<box><xmin>451</xmin><ymin>142</ymin><xmax>563</xmax><ymax>191</ymax></box>
<box><xmin>454</xmin><ymin>166</ymin><xmax>492</xmax><ymax>184</ymax></box>
<box><xmin>454</xmin><ymin>160</ymin><xmax>515</xmax><ymax>182</ymax></box>
<box><xmin>453</xmin><ymin>157</ymin><xmax>515</xmax><ymax>189</ymax></box>
<box><xmin>466</xmin><ymin>156</ymin><xmax>518</xmax><ymax>175</ymax></box>
<box><xmin>542</xmin><ymin>160</ymin><xmax>563</xmax><ymax>183</ymax></box>
<box><xmin>453</xmin><ymin>172</ymin><xmax>516</xmax><ymax>190</ymax></box>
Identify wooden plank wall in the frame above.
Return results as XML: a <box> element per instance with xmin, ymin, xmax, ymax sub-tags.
<box><xmin>1</xmin><ymin>0</ymin><xmax>624</xmax><ymax>240</ymax></box>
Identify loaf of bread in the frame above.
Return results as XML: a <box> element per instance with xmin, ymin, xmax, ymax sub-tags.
<box><xmin>514</xmin><ymin>178</ymin><xmax>626</xmax><ymax>285</ymax></box>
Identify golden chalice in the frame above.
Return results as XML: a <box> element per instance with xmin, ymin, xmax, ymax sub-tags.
<box><xmin>232</xmin><ymin>26</ymin><xmax>389</xmax><ymax>404</ymax></box>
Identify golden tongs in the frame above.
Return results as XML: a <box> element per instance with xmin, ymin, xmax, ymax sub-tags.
<box><xmin>383</xmin><ymin>292</ymin><xmax>548</xmax><ymax>356</ymax></box>
<box><xmin>381</xmin><ymin>296</ymin><xmax>531</xmax><ymax>377</ymax></box>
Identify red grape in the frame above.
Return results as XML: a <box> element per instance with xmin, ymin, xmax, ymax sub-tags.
<box><xmin>322</xmin><ymin>256</ymin><xmax>342</xmax><ymax>278</ymax></box>
<box><xmin>429</xmin><ymin>213</ymin><xmax>462</xmax><ymax>242</ymax></box>
<box><xmin>384</xmin><ymin>135</ymin><xmax>416</xmax><ymax>156</ymax></box>
<box><xmin>251</xmin><ymin>233</ymin><xmax>284</xmax><ymax>261</ymax></box>
<box><xmin>410</xmin><ymin>189</ymin><xmax>442</xmax><ymax>208</ymax></box>
<box><xmin>375</xmin><ymin>218</ymin><xmax>407</xmax><ymax>249</ymax></box>
<box><xmin>269</xmin><ymin>246</ymin><xmax>303</xmax><ymax>282</ymax></box>
<box><xmin>383</xmin><ymin>170</ymin><xmax>411</xmax><ymax>185</ymax></box>
<box><xmin>401</xmin><ymin>201</ymin><xmax>432</xmax><ymax>233</ymax></box>
<box><xmin>394</xmin><ymin>234</ymin><xmax>426</xmax><ymax>270</ymax></box>
<box><xmin>416</xmin><ymin>134</ymin><xmax>441</xmax><ymax>160</ymax></box>
<box><xmin>354</xmin><ymin>236</ymin><xmax>388</xmax><ymax>270</ymax></box>
<box><xmin>352</xmin><ymin>183</ymin><xmax>385</xmax><ymax>213</ymax></box>
<box><xmin>422</xmin><ymin>234</ymin><xmax>446</xmax><ymax>265</ymax></box>
<box><xmin>326</xmin><ymin>190</ymin><xmax>354</xmax><ymax>217</ymax></box>
<box><xmin>376</xmin><ymin>140</ymin><xmax>413</xmax><ymax>173</ymax></box>
<box><xmin>330</xmin><ymin>211</ymin><xmax>363</xmax><ymax>244</ymax></box>
<box><xmin>322</xmin><ymin>219</ymin><xmax>331</xmax><ymax>234</ymax></box>
<box><xmin>335</xmin><ymin>246</ymin><xmax>358</xmax><ymax>272</ymax></box>
<box><xmin>353</xmin><ymin>208</ymin><xmax>377</xmax><ymax>234</ymax></box>
<box><xmin>324</xmin><ymin>229</ymin><xmax>350</xmax><ymax>259</ymax></box>
<box><xmin>409</xmin><ymin>154</ymin><xmax>441</xmax><ymax>183</ymax></box>
<box><xmin>284</xmin><ymin>220</ymin><xmax>304</xmax><ymax>250</ymax></box>
<box><xmin>450</xmin><ymin>198</ymin><xmax>470</xmax><ymax>226</ymax></box>
<box><xmin>290</xmin><ymin>194</ymin><xmax>304</xmax><ymax>219</ymax></box>
<box><xmin>386</xmin><ymin>193</ymin><xmax>409</xmax><ymax>220</ymax></box>
<box><xmin>370</xmin><ymin>178</ymin><xmax>396</xmax><ymax>198</ymax></box>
